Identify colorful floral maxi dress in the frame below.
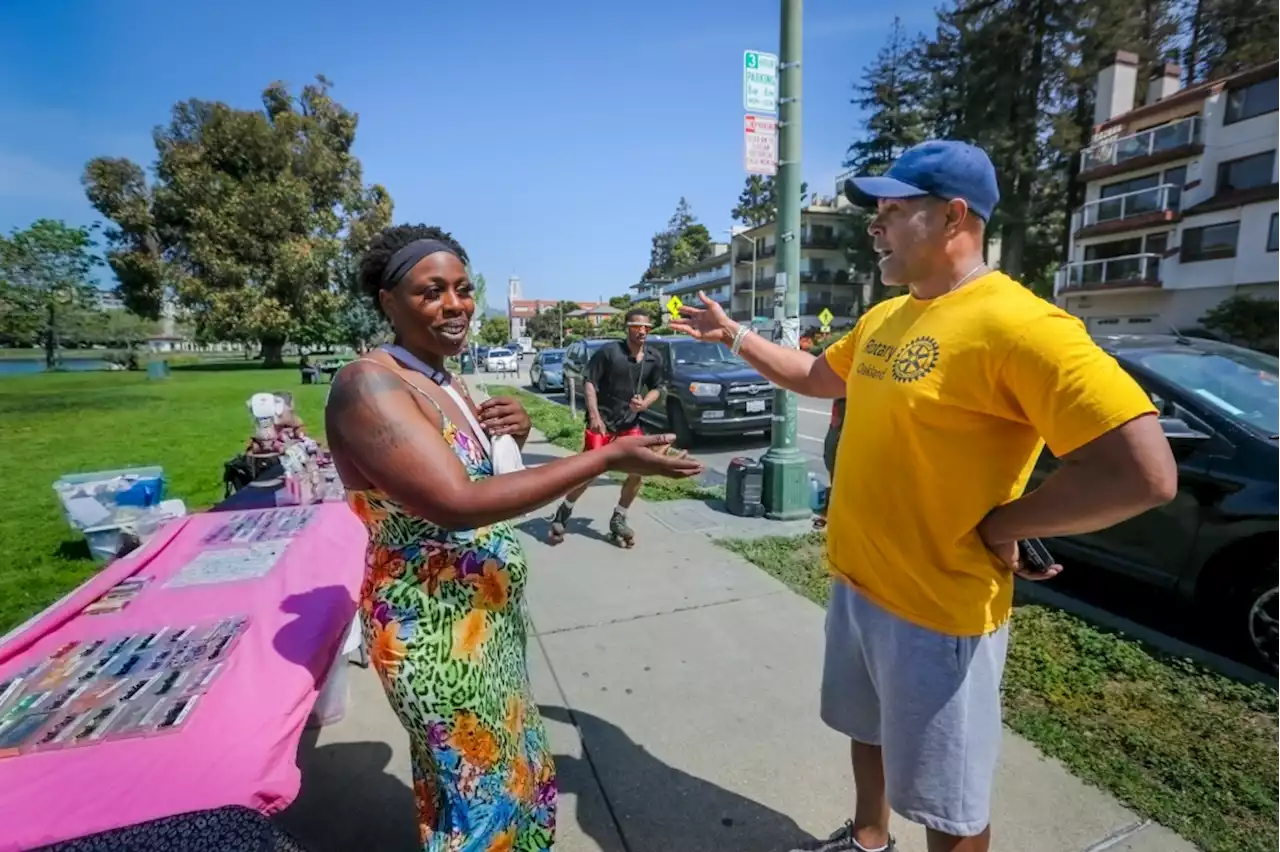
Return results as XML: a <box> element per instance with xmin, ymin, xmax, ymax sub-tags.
<box><xmin>347</xmin><ymin>413</ymin><xmax>556</xmax><ymax>852</ymax></box>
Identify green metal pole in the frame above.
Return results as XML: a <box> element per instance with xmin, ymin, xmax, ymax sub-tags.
<box><xmin>761</xmin><ymin>0</ymin><xmax>809</xmax><ymax>519</ymax></box>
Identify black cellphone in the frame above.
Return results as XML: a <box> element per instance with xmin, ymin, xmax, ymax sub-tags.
<box><xmin>1019</xmin><ymin>538</ymin><xmax>1055</xmax><ymax>573</ymax></box>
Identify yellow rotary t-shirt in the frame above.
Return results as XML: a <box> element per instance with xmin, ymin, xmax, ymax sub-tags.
<box><xmin>822</xmin><ymin>271</ymin><xmax>1157</xmax><ymax>636</ymax></box>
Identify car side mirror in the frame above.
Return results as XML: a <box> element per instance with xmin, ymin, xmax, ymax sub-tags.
<box><xmin>1159</xmin><ymin>416</ymin><xmax>1211</xmax><ymax>459</ymax></box>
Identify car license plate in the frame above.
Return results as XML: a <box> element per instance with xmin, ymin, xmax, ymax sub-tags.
<box><xmin>746</xmin><ymin>400</ymin><xmax>766</xmax><ymax>413</ymax></box>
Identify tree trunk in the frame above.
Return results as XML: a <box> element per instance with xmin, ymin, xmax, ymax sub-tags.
<box><xmin>260</xmin><ymin>336</ymin><xmax>285</xmax><ymax>368</ymax></box>
<box><xmin>1183</xmin><ymin>0</ymin><xmax>1204</xmax><ymax>84</ymax></box>
<box><xmin>45</xmin><ymin>302</ymin><xmax>57</xmax><ymax>370</ymax></box>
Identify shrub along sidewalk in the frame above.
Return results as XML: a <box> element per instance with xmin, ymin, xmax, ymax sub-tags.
<box><xmin>720</xmin><ymin>531</ymin><xmax>1278</xmax><ymax>852</ymax></box>
<box><xmin>484</xmin><ymin>383</ymin><xmax>724</xmax><ymax>503</ymax></box>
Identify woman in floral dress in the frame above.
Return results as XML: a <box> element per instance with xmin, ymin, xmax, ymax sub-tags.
<box><xmin>325</xmin><ymin>225</ymin><xmax>702</xmax><ymax>852</ymax></box>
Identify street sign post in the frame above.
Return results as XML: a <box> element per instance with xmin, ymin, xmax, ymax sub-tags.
<box><xmin>756</xmin><ymin>1</ymin><xmax>809</xmax><ymax>520</ymax></box>
<box><xmin>744</xmin><ymin>114</ymin><xmax>778</xmax><ymax>176</ymax></box>
<box><xmin>665</xmin><ymin>295</ymin><xmax>684</xmax><ymax>323</ymax></box>
<box><xmin>743</xmin><ymin>51</ymin><xmax>779</xmax><ymax>113</ymax></box>
<box><xmin>818</xmin><ymin>307</ymin><xmax>833</xmax><ymax>332</ymax></box>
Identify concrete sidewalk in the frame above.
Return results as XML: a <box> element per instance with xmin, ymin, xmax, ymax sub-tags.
<box><xmin>277</xmin><ymin>389</ymin><xmax>1198</xmax><ymax>852</ymax></box>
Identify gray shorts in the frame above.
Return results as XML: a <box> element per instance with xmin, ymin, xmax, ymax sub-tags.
<box><xmin>820</xmin><ymin>579</ymin><xmax>1008</xmax><ymax>837</ymax></box>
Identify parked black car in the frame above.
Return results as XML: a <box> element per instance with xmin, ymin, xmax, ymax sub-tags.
<box><xmin>637</xmin><ymin>336</ymin><xmax>773</xmax><ymax>446</ymax></box>
<box><xmin>562</xmin><ymin>338</ymin><xmax>614</xmax><ymax>405</ymax></box>
<box><xmin>823</xmin><ymin>333</ymin><xmax>1279</xmax><ymax>669</ymax></box>
<box><xmin>825</xmin><ymin>397</ymin><xmax>845</xmax><ymax>476</ymax></box>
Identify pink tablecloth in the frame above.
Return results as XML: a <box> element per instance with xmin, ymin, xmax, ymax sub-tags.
<box><xmin>0</xmin><ymin>502</ymin><xmax>367</xmax><ymax>851</ymax></box>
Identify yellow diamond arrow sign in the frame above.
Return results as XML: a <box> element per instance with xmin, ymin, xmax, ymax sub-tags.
<box><xmin>818</xmin><ymin>307</ymin><xmax>834</xmax><ymax>331</ymax></box>
<box><xmin>666</xmin><ymin>294</ymin><xmax>684</xmax><ymax>322</ymax></box>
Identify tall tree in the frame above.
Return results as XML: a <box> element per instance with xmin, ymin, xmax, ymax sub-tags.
<box><xmin>645</xmin><ymin>198</ymin><xmax>713</xmax><ymax>278</ymax></box>
<box><xmin>1182</xmin><ymin>0</ymin><xmax>1278</xmax><ymax>83</ymax></box>
<box><xmin>471</xmin><ymin>272</ymin><xmax>488</xmax><ymax>316</ymax></box>
<box><xmin>732</xmin><ymin>176</ymin><xmax>772</xmax><ymax>227</ymax></box>
<box><xmin>671</xmin><ymin>224</ymin><xmax>713</xmax><ymax>270</ymax></box>
<box><xmin>477</xmin><ymin>316</ymin><xmax>510</xmax><ymax>345</ymax></box>
<box><xmin>843</xmin><ymin>18</ymin><xmax>930</xmax><ymax>307</ymax></box>
<box><xmin>525</xmin><ymin>301</ymin><xmax>580</xmax><ymax>345</ymax></box>
<box><xmin>0</xmin><ymin>220</ymin><xmax>101</xmax><ymax>368</ymax></box>
<box><xmin>846</xmin><ymin>17</ymin><xmax>929</xmax><ymax>176</ymax></box>
<box><xmin>730</xmin><ymin>176</ymin><xmax>811</xmax><ymax>228</ymax></box>
<box><xmin>84</xmin><ymin>76</ymin><xmax>391</xmax><ymax>366</ymax></box>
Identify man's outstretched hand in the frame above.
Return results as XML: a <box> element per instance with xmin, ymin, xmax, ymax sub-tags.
<box><xmin>669</xmin><ymin>291</ymin><xmax>736</xmax><ymax>344</ymax></box>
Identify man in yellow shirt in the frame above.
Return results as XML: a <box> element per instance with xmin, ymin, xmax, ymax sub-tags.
<box><xmin>672</xmin><ymin>140</ymin><xmax>1177</xmax><ymax>852</ymax></box>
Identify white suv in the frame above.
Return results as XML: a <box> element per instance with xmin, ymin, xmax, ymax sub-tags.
<box><xmin>484</xmin><ymin>348</ymin><xmax>518</xmax><ymax>373</ymax></box>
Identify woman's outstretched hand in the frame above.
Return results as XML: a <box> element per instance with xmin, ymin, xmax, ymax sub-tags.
<box><xmin>604</xmin><ymin>434</ymin><xmax>704</xmax><ymax>478</ymax></box>
<box><xmin>668</xmin><ymin>291</ymin><xmax>737</xmax><ymax>344</ymax></box>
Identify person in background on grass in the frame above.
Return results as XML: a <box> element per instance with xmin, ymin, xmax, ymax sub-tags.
<box><xmin>325</xmin><ymin>224</ymin><xmax>702</xmax><ymax>852</ymax></box>
<box><xmin>672</xmin><ymin>140</ymin><xmax>1177</xmax><ymax>852</ymax></box>
<box><xmin>546</xmin><ymin>307</ymin><xmax>667</xmax><ymax>548</ymax></box>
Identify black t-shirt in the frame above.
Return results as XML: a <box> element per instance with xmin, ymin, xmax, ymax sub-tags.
<box><xmin>584</xmin><ymin>340</ymin><xmax>666</xmax><ymax>431</ymax></box>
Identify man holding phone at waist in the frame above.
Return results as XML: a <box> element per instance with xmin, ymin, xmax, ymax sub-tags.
<box><xmin>672</xmin><ymin>141</ymin><xmax>1177</xmax><ymax>852</ymax></box>
<box><xmin>548</xmin><ymin>307</ymin><xmax>666</xmax><ymax>547</ymax></box>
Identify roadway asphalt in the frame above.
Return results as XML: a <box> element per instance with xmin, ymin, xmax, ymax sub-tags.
<box><xmin>484</xmin><ymin>366</ymin><xmax>835</xmax><ymax>486</ymax></box>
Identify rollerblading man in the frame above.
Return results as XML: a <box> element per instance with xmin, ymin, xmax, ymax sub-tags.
<box><xmin>548</xmin><ymin>308</ymin><xmax>666</xmax><ymax>546</ymax></box>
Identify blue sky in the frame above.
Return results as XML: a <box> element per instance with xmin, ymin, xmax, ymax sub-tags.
<box><xmin>0</xmin><ymin>0</ymin><xmax>935</xmax><ymax>305</ymax></box>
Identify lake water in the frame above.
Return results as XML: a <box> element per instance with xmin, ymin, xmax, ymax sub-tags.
<box><xmin>0</xmin><ymin>358</ymin><xmax>115</xmax><ymax>376</ymax></box>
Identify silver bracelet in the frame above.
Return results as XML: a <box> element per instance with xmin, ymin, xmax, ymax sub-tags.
<box><xmin>729</xmin><ymin>323</ymin><xmax>752</xmax><ymax>355</ymax></box>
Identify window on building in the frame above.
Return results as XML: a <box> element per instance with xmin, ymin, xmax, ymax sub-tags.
<box><xmin>1100</xmin><ymin>174</ymin><xmax>1160</xmax><ymax>199</ymax></box>
<box><xmin>1081</xmin><ymin>235</ymin><xmax>1166</xmax><ymax>282</ymax></box>
<box><xmin>1084</xmin><ymin>237</ymin><xmax>1143</xmax><ymax>261</ymax></box>
<box><xmin>1085</xmin><ymin>232</ymin><xmax>1167</xmax><ymax>258</ymax></box>
<box><xmin>1180</xmin><ymin>222</ymin><xmax>1240</xmax><ymax>262</ymax></box>
<box><xmin>1216</xmin><ymin>151</ymin><xmax>1276</xmax><ymax>193</ymax></box>
<box><xmin>1268</xmin><ymin>213</ymin><xmax>1278</xmax><ymax>252</ymax></box>
<box><xmin>1163</xmin><ymin>166</ymin><xmax>1187</xmax><ymax>210</ymax></box>
<box><xmin>1095</xmin><ymin>169</ymin><xmax>1186</xmax><ymax>221</ymax></box>
<box><xmin>1224</xmin><ymin>75</ymin><xmax>1279</xmax><ymax>125</ymax></box>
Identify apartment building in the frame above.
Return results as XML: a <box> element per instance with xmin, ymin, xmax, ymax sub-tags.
<box><xmin>630</xmin><ymin>277</ymin><xmax>671</xmax><ymax>301</ymax></box>
<box><xmin>1056</xmin><ymin>54</ymin><xmax>1279</xmax><ymax>333</ymax></box>
<box><xmin>659</xmin><ymin>203</ymin><xmax>869</xmax><ymax>333</ymax></box>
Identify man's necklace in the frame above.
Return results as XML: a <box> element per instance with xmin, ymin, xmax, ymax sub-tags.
<box><xmin>952</xmin><ymin>261</ymin><xmax>988</xmax><ymax>291</ymax></box>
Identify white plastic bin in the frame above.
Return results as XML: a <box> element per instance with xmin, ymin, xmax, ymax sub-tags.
<box><xmin>308</xmin><ymin>618</ymin><xmax>362</xmax><ymax>727</ymax></box>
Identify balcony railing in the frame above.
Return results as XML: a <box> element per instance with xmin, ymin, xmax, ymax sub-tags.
<box><xmin>672</xmin><ymin>273</ymin><xmax>730</xmax><ymax>290</ymax></box>
<box><xmin>802</xmin><ymin>233</ymin><xmax>842</xmax><ymax>250</ymax></box>
<box><xmin>1077</xmin><ymin>184</ymin><xmax>1182</xmax><ymax>230</ymax></box>
<box><xmin>800</xmin><ymin>270</ymin><xmax>837</xmax><ymax>284</ymax></box>
<box><xmin>1057</xmin><ymin>253</ymin><xmax>1163</xmax><ymax>292</ymax></box>
<box><xmin>800</xmin><ymin>302</ymin><xmax>857</xmax><ymax>316</ymax></box>
<box><xmin>1080</xmin><ymin>116</ymin><xmax>1202</xmax><ymax>173</ymax></box>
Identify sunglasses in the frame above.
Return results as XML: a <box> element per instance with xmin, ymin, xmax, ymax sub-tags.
<box><xmin>626</xmin><ymin>322</ymin><xmax>652</xmax><ymax>329</ymax></box>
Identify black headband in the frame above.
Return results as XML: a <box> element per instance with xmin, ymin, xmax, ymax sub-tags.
<box><xmin>380</xmin><ymin>239</ymin><xmax>461</xmax><ymax>289</ymax></box>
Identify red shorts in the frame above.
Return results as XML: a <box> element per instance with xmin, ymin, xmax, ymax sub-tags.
<box><xmin>583</xmin><ymin>425</ymin><xmax>643</xmax><ymax>452</ymax></box>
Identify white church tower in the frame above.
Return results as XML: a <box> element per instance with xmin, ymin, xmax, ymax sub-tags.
<box><xmin>508</xmin><ymin>275</ymin><xmax>522</xmax><ymax>340</ymax></box>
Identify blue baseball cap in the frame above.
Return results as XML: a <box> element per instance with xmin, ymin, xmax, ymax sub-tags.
<box><xmin>844</xmin><ymin>140</ymin><xmax>1000</xmax><ymax>221</ymax></box>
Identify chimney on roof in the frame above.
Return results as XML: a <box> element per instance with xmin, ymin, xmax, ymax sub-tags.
<box><xmin>1146</xmin><ymin>61</ymin><xmax>1183</xmax><ymax>105</ymax></box>
<box><xmin>1095</xmin><ymin>51</ymin><xmax>1139</xmax><ymax>125</ymax></box>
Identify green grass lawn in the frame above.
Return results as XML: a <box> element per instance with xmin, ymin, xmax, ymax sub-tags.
<box><xmin>484</xmin><ymin>383</ymin><xmax>724</xmax><ymax>503</ymax></box>
<box><xmin>0</xmin><ymin>366</ymin><xmax>331</xmax><ymax>634</ymax></box>
<box><xmin>720</xmin><ymin>532</ymin><xmax>1279</xmax><ymax>852</ymax></box>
